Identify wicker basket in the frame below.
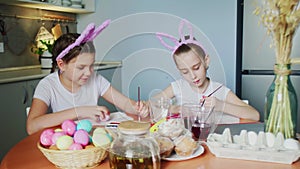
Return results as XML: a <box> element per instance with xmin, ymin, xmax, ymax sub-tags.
<box><xmin>37</xmin><ymin>142</ymin><xmax>109</xmax><ymax>169</ymax></box>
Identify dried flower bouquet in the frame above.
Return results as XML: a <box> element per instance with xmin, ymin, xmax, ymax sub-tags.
<box><xmin>255</xmin><ymin>0</ymin><xmax>300</xmax><ymax>138</ymax></box>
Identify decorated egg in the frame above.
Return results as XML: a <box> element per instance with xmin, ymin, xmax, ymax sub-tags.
<box><xmin>61</xmin><ymin>119</ymin><xmax>76</xmax><ymax>136</ymax></box>
<box><xmin>73</xmin><ymin>129</ymin><xmax>90</xmax><ymax>146</ymax></box>
<box><xmin>49</xmin><ymin>144</ymin><xmax>59</xmax><ymax>150</ymax></box>
<box><xmin>40</xmin><ymin>129</ymin><xmax>55</xmax><ymax>146</ymax></box>
<box><xmin>51</xmin><ymin>132</ymin><xmax>65</xmax><ymax>145</ymax></box>
<box><xmin>56</xmin><ymin>135</ymin><xmax>74</xmax><ymax>150</ymax></box>
<box><xmin>92</xmin><ymin>133</ymin><xmax>112</xmax><ymax>147</ymax></box>
<box><xmin>69</xmin><ymin>143</ymin><xmax>83</xmax><ymax>150</ymax></box>
<box><xmin>93</xmin><ymin>127</ymin><xmax>107</xmax><ymax>135</ymax></box>
<box><xmin>85</xmin><ymin>144</ymin><xmax>95</xmax><ymax>149</ymax></box>
<box><xmin>54</xmin><ymin>128</ymin><xmax>64</xmax><ymax>132</ymax></box>
<box><xmin>76</xmin><ymin>119</ymin><xmax>92</xmax><ymax>133</ymax></box>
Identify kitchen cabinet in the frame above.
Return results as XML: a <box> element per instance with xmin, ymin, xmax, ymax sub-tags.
<box><xmin>0</xmin><ymin>78</ymin><xmax>41</xmax><ymax>161</ymax></box>
<box><xmin>97</xmin><ymin>67</ymin><xmax>122</xmax><ymax>113</ymax></box>
<box><xmin>0</xmin><ymin>0</ymin><xmax>95</xmax><ymax>13</ymax></box>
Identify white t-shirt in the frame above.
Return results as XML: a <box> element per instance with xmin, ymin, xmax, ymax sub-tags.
<box><xmin>171</xmin><ymin>78</ymin><xmax>239</xmax><ymax>124</ymax></box>
<box><xmin>34</xmin><ymin>72</ymin><xmax>110</xmax><ymax>113</ymax></box>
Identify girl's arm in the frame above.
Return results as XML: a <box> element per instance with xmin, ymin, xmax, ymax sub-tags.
<box><xmin>102</xmin><ymin>86</ymin><xmax>148</xmax><ymax>117</ymax></box>
<box><xmin>26</xmin><ymin>98</ymin><xmax>109</xmax><ymax>135</ymax></box>
<box><xmin>201</xmin><ymin>91</ymin><xmax>260</xmax><ymax>121</ymax></box>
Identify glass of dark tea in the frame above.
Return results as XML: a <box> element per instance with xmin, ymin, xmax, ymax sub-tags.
<box><xmin>181</xmin><ymin>104</ymin><xmax>215</xmax><ymax>141</ymax></box>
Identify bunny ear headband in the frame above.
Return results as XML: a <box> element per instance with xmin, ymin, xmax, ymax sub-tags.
<box><xmin>156</xmin><ymin>19</ymin><xmax>206</xmax><ymax>56</ymax></box>
<box><xmin>56</xmin><ymin>19</ymin><xmax>111</xmax><ymax>61</ymax></box>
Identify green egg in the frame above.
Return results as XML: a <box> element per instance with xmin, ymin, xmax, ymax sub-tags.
<box><xmin>76</xmin><ymin>119</ymin><xmax>92</xmax><ymax>133</ymax></box>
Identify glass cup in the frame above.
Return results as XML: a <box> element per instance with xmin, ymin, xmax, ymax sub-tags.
<box><xmin>149</xmin><ymin>97</ymin><xmax>171</xmax><ymax>124</ymax></box>
<box><xmin>181</xmin><ymin>103</ymin><xmax>215</xmax><ymax>141</ymax></box>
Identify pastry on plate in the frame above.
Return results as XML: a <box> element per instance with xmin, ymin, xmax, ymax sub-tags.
<box><xmin>173</xmin><ymin>134</ymin><xmax>198</xmax><ymax>156</ymax></box>
<box><xmin>158</xmin><ymin>119</ymin><xmax>184</xmax><ymax>140</ymax></box>
<box><xmin>155</xmin><ymin>136</ymin><xmax>174</xmax><ymax>158</ymax></box>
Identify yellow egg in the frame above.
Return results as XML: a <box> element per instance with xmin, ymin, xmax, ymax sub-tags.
<box><xmin>49</xmin><ymin>145</ymin><xmax>59</xmax><ymax>150</ymax></box>
<box><xmin>56</xmin><ymin>135</ymin><xmax>73</xmax><ymax>150</ymax></box>
<box><xmin>85</xmin><ymin>144</ymin><xmax>95</xmax><ymax>149</ymax></box>
<box><xmin>93</xmin><ymin>128</ymin><xmax>107</xmax><ymax>135</ymax></box>
<box><xmin>92</xmin><ymin>133</ymin><xmax>112</xmax><ymax>147</ymax></box>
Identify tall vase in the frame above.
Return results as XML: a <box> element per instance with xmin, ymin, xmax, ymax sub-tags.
<box><xmin>265</xmin><ymin>64</ymin><xmax>298</xmax><ymax>138</ymax></box>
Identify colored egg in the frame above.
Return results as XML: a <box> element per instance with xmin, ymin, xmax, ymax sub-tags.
<box><xmin>85</xmin><ymin>144</ymin><xmax>95</xmax><ymax>149</ymax></box>
<box><xmin>40</xmin><ymin>129</ymin><xmax>55</xmax><ymax>146</ymax></box>
<box><xmin>61</xmin><ymin>119</ymin><xmax>76</xmax><ymax>136</ymax></box>
<box><xmin>56</xmin><ymin>135</ymin><xmax>74</xmax><ymax>150</ymax></box>
<box><xmin>93</xmin><ymin>127</ymin><xmax>107</xmax><ymax>135</ymax></box>
<box><xmin>54</xmin><ymin>128</ymin><xmax>63</xmax><ymax>132</ymax></box>
<box><xmin>69</xmin><ymin>143</ymin><xmax>83</xmax><ymax>150</ymax></box>
<box><xmin>92</xmin><ymin>133</ymin><xmax>112</xmax><ymax>147</ymax></box>
<box><xmin>51</xmin><ymin>132</ymin><xmax>65</xmax><ymax>145</ymax></box>
<box><xmin>73</xmin><ymin>129</ymin><xmax>90</xmax><ymax>146</ymax></box>
<box><xmin>49</xmin><ymin>145</ymin><xmax>59</xmax><ymax>150</ymax></box>
<box><xmin>76</xmin><ymin>119</ymin><xmax>92</xmax><ymax>133</ymax></box>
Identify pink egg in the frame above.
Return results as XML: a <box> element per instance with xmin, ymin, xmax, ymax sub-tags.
<box><xmin>73</xmin><ymin>129</ymin><xmax>90</xmax><ymax>146</ymax></box>
<box><xmin>40</xmin><ymin>129</ymin><xmax>55</xmax><ymax>146</ymax></box>
<box><xmin>69</xmin><ymin>143</ymin><xmax>83</xmax><ymax>150</ymax></box>
<box><xmin>61</xmin><ymin>119</ymin><xmax>76</xmax><ymax>136</ymax></box>
<box><xmin>51</xmin><ymin>132</ymin><xmax>65</xmax><ymax>145</ymax></box>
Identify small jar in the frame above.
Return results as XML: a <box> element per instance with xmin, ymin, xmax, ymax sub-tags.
<box><xmin>108</xmin><ymin>121</ymin><xmax>161</xmax><ymax>169</ymax></box>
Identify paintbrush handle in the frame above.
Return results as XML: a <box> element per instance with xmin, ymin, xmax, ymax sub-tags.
<box><xmin>200</xmin><ymin>85</ymin><xmax>223</xmax><ymax>106</ymax></box>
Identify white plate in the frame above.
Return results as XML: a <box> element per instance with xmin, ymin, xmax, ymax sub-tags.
<box><xmin>162</xmin><ymin>145</ymin><xmax>205</xmax><ymax>161</ymax></box>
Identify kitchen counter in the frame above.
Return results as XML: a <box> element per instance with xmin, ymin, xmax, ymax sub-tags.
<box><xmin>0</xmin><ymin>61</ymin><xmax>122</xmax><ymax>84</ymax></box>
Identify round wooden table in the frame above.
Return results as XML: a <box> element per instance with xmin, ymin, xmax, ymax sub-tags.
<box><xmin>1</xmin><ymin>123</ymin><xmax>300</xmax><ymax>169</ymax></box>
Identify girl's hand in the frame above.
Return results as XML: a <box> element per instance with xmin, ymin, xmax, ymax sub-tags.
<box><xmin>135</xmin><ymin>101</ymin><xmax>149</xmax><ymax>118</ymax></box>
<box><xmin>200</xmin><ymin>96</ymin><xmax>224</xmax><ymax>112</ymax></box>
<box><xmin>76</xmin><ymin>106</ymin><xmax>110</xmax><ymax>122</ymax></box>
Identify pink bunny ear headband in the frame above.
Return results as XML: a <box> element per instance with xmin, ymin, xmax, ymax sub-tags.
<box><xmin>56</xmin><ymin>19</ymin><xmax>111</xmax><ymax>61</ymax></box>
<box><xmin>156</xmin><ymin>19</ymin><xmax>207</xmax><ymax>56</ymax></box>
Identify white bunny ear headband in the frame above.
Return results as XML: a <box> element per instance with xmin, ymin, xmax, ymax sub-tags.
<box><xmin>156</xmin><ymin>19</ymin><xmax>207</xmax><ymax>56</ymax></box>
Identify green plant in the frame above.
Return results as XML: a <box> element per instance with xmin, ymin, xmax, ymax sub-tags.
<box><xmin>33</xmin><ymin>40</ymin><xmax>54</xmax><ymax>55</ymax></box>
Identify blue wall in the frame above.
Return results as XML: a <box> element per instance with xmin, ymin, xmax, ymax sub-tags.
<box><xmin>77</xmin><ymin>0</ymin><xmax>237</xmax><ymax>99</ymax></box>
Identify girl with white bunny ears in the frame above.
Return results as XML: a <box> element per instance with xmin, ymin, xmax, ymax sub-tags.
<box><xmin>27</xmin><ymin>20</ymin><xmax>149</xmax><ymax>135</ymax></box>
<box><xmin>155</xmin><ymin>19</ymin><xmax>259</xmax><ymax>123</ymax></box>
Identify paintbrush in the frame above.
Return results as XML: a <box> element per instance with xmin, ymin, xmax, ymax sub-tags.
<box><xmin>200</xmin><ymin>85</ymin><xmax>223</xmax><ymax>107</ymax></box>
<box><xmin>138</xmin><ymin>86</ymin><xmax>141</xmax><ymax>121</ymax></box>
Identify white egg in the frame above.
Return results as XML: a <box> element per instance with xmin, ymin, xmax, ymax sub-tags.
<box><xmin>265</xmin><ymin>132</ymin><xmax>275</xmax><ymax>147</ymax></box>
<box><xmin>283</xmin><ymin>138</ymin><xmax>300</xmax><ymax>150</ymax></box>
<box><xmin>248</xmin><ymin>131</ymin><xmax>258</xmax><ymax>146</ymax></box>
<box><xmin>233</xmin><ymin>135</ymin><xmax>242</xmax><ymax>144</ymax></box>
<box><xmin>222</xmin><ymin>128</ymin><xmax>232</xmax><ymax>143</ymax></box>
<box><xmin>274</xmin><ymin>132</ymin><xmax>284</xmax><ymax>148</ymax></box>
<box><xmin>239</xmin><ymin>130</ymin><xmax>248</xmax><ymax>145</ymax></box>
<box><xmin>256</xmin><ymin>131</ymin><xmax>266</xmax><ymax>147</ymax></box>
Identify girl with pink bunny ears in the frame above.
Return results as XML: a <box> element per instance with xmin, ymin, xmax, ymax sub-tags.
<box><xmin>154</xmin><ymin>19</ymin><xmax>259</xmax><ymax>123</ymax></box>
<box><xmin>27</xmin><ymin>20</ymin><xmax>149</xmax><ymax>135</ymax></box>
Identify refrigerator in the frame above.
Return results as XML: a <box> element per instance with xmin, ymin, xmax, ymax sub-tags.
<box><xmin>239</xmin><ymin>0</ymin><xmax>300</xmax><ymax>133</ymax></box>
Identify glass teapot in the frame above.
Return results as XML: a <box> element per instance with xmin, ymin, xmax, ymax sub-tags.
<box><xmin>108</xmin><ymin>120</ymin><xmax>160</xmax><ymax>169</ymax></box>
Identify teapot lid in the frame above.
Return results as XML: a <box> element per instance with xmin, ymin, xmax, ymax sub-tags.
<box><xmin>118</xmin><ymin>120</ymin><xmax>150</xmax><ymax>135</ymax></box>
